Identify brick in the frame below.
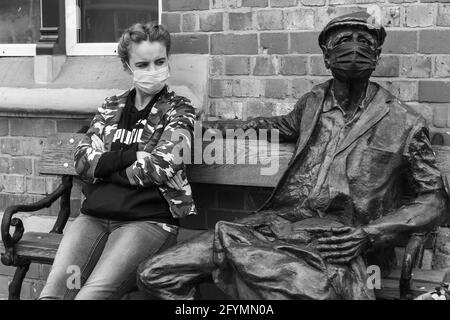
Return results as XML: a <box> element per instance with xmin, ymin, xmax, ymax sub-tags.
<box><xmin>378</xmin><ymin>80</ymin><xmax>418</xmax><ymax>102</ymax></box>
<box><xmin>372</xmin><ymin>56</ymin><xmax>400</xmax><ymax>77</ymax></box>
<box><xmin>161</xmin><ymin>13</ymin><xmax>181</xmax><ymax>33</ymax></box>
<box><xmin>433</xmin><ymin>104</ymin><xmax>450</xmax><ymax>128</ymax></box>
<box><xmin>420</xmin><ymin>30</ymin><xmax>450</xmax><ymax>54</ymax></box>
<box><xmin>265</xmin><ymin>79</ymin><xmax>289</xmax><ymax>98</ymax></box>
<box><xmin>384</xmin><ymin>31</ymin><xmax>417</xmax><ymax>54</ymax></box>
<box><xmin>45</xmin><ymin>175</ymin><xmax>60</xmax><ymax>193</ymax></box>
<box><xmin>10</xmin><ymin>157</ymin><xmax>33</xmax><ymax>175</ymax></box>
<box><xmin>209</xmin><ymin>56</ymin><xmax>223</xmax><ymax>76</ymax></box>
<box><xmin>257</xmin><ymin>10</ymin><xmax>284</xmax><ymax>30</ymax></box>
<box><xmin>182</xmin><ymin>13</ymin><xmax>199</xmax><ymax>32</ymax></box>
<box><xmin>163</xmin><ymin>0</ymin><xmax>209</xmax><ymax>11</ymax></box>
<box><xmin>26</xmin><ymin>176</ymin><xmax>47</xmax><ymax>194</ymax></box>
<box><xmin>309</xmin><ymin>55</ymin><xmax>330</xmax><ymax>76</ymax></box>
<box><xmin>292</xmin><ymin>78</ymin><xmax>317</xmax><ymax>99</ymax></box>
<box><xmin>233</xmin><ymin>79</ymin><xmax>264</xmax><ymax>97</ymax></box>
<box><xmin>246</xmin><ymin>101</ymin><xmax>275</xmax><ymax>118</ymax></box>
<box><xmin>210</xmin><ymin>79</ymin><xmax>227</xmax><ymax>98</ymax></box>
<box><xmin>0</xmin><ymin>118</ymin><xmax>8</xmax><ymax>136</ymax></box>
<box><xmin>329</xmin><ymin>0</ymin><xmax>356</xmax><ymax>3</ymax></box>
<box><xmin>56</xmin><ymin>119</ymin><xmax>90</xmax><ymax>133</ymax></box>
<box><xmin>253</xmin><ymin>56</ymin><xmax>278</xmax><ymax>75</ymax></box>
<box><xmin>30</xmin><ymin>280</ymin><xmax>45</xmax><ymax>299</ymax></box>
<box><xmin>211</xmin><ymin>34</ymin><xmax>258</xmax><ymax>55</ymax></box>
<box><xmin>9</xmin><ymin>119</ymin><xmax>55</xmax><ymax>137</ymax></box>
<box><xmin>209</xmin><ymin>79</ymin><xmax>233</xmax><ymax>97</ymax></box>
<box><xmin>0</xmin><ymin>157</ymin><xmax>9</xmax><ymax>174</ymax></box>
<box><xmin>41</xmin><ymin>264</ymin><xmax>52</xmax><ymax>280</ymax></box>
<box><xmin>1</xmin><ymin>138</ymin><xmax>44</xmax><ymax>156</ymax></box>
<box><xmin>211</xmin><ymin>0</ymin><xmax>241</xmax><ymax>9</ymax></box>
<box><xmin>284</xmin><ymin>9</ymin><xmax>315</xmax><ymax>30</ymax></box>
<box><xmin>270</xmin><ymin>0</ymin><xmax>297</xmax><ymax>7</ymax></box>
<box><xmin>224</xmin><ymin>56</ymin><xmax>250</xmax><ymax>75</ymax></box>
<box><xmin>229</xmin><ymin>12</ymin><xmax>253</xmax><ymax>31</ymax></box>
<box><xmin>300</xmin><ymin>0</ymin><xmax>326</xmax><ymax>5</ymax></box>
<box><xmin>383</xmin><ymin>6</ymin><xmax>401</xmax><ymax>27</ymax></box>
<box><xmin>260</xmin><ymin>33</ymin><xmax>289</xmax><ymax>54</ymax></box>
<box><xmin>200</xmin><ymin>12</ymin><xmax>223</xmax><ymax>32</ymax></box>
<box><xmin>437</xmin><ymin>4</ymin><xmax>450</xmax><ymax>26</ymax></box>
<box><xmin>434</xmin><ymin>56</ymin><xmax>450</xmax><ymax>78</ymax></box>
<box><xmin>290</xmin><ymin>32</ymin><xmax>321</xmax><ymax>54</ymax></box>
<box><xmin>315</xmin><ymin>6</ymin><xmax>365</xmax><ymax>30</ymax></box>
<box><xmin>172</xmin><ymin>34</ymin><xmax>209</xmax><ymax>54</ymax></box>
<box><xmin>280</xmin><ymin>56</ymin><xmax>307</xmax><ymax>75</ymax></box>
<box><xmin>0</xmin><ymin>276</ymin><xmax>11</xmax><ymax>298</ymax></box>
<box><xmin>419</xmin><ymin>81</ymin><xmax>450</xmax><ymax>103</ymax></box>
<box><xmin>0</xmin><ymin>175</ymin><xmax>26</xmax><ymax>193</ymax></box>
<box><xmin>404</xmin><ymin>5</ymin><xmax>434</xmax><ymax>27</ymax></box>
<box><xmin>401</xmin><ymin>55</ymin><xmax>432</xmax><ymax>78</ymax></box>
<box><xmin>211</xmin><ymin>101</ymin><xmax>244</xmax><ymax>119</ymax></box>
<box><xmin>242</xmin><ymin>0</ymin><xmax>269</xmax><ymax>6</ymax></box>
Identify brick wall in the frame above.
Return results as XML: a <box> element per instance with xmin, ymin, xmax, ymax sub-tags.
<box><xmin>2</xmin><ymin>0</ymin><xmax>450</xmax><ymax>299</ymax></box>
<box><xmin>0</xmin><ymin>117</ymin><xmax>90</xmax><ymax>217</ymax></box>
<box><xmin>163</xmin><ymin>0</ymin><xmax>450</xmax><ymax>143</ymax></box>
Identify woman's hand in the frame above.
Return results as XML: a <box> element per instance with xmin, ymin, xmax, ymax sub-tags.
<box><xmin>166</xmin><ymin>170</ymin><xmax>184</xmax><ymax>190</ymax></box>
<box><xmin>91</xmin><ymin>134</ymin><xmax>105</xmax><ymax>152</ymax></box>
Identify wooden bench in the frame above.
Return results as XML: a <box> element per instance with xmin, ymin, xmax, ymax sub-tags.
<box><xmin>1</xmin><ymin>129</ymin><xmax>450</xmax><ymax>300</ymax></box>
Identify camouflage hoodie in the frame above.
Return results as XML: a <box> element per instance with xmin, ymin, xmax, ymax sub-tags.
<box><xmin>74</xmin><ymin>86</ymin><xmax>197</xmax><ymax>219</ymax></box>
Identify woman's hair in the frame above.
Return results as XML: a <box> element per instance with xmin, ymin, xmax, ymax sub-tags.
<box><xmin>117</xmin><ymin>22</ymin><xmax>171</xmax><ymax>71</ymax></box>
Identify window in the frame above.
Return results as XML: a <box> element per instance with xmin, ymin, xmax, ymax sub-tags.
<box><xmin>0</xmin><ymin>0</ymin><xmax>41</xmax><ymax>56</ymax></box>
<box><xmin>66</xmin><ymin>0</ymin><xmax>161</xmax><ymax>56</ymax></box>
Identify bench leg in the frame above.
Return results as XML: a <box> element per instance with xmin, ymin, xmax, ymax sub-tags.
<box><xmin>8</xmin><ymin>261</ymin><xmax>30</xmax><ymax>300</ymax></box>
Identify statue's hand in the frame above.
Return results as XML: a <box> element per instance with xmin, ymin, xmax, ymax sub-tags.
<box><xmin>311</xmin><ymin>226</ymin><xmax>370</xmax><ymax>264</ymax></box>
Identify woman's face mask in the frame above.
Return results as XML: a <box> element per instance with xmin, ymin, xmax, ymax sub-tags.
<box><xmin>328</xmin><ymin>41</ymin><xmax>378</xmax><ymax>81</ymax></box>
<box><xmin>127</xmin><ymin>63</ymin><xmax>170</xmax><ymax>95</ymax></box>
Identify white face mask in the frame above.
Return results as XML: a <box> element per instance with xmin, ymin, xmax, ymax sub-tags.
<box><xmin>127</xmin><ymin>63</ymin><xmax>170</xmax><ymax>95</ymax></box>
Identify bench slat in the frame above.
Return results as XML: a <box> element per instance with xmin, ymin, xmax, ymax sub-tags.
<box><xmin>39</xmin><ymin>133</ymin><xmax>294</xmax><ymax>187</ymax></box>
<box><xmin>40</xmin><ymin>134</ymin><xmax>450</xmax><ymax>188</ymax></box>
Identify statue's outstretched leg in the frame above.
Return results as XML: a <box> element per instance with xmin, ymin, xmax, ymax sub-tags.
<box><xmin>137</xmin><ymin>229</ymin><xmax>216</xmax><ymax>300</ymax></box>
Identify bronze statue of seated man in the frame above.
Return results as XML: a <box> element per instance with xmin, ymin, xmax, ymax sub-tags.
<box><xmin>136</xmin><ymin>11</ymin><xmax>447</xmax><ymax>300</ymax></box>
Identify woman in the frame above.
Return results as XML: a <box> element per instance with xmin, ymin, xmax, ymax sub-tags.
<box><xmin>39</xmin><ymin>22</ymin><xmax>197</xmax><ymax>300</ymax></box>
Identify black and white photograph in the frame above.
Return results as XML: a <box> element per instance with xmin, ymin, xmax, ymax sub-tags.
<box><xmin>0</xmin><ymin>0</ymin><xmax>450</xmax><ymax>312</ymax></box>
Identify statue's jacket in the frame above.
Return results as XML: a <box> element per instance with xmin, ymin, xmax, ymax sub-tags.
<box><xmin>206</xmin><ymin>79</ymin><xmax>447</xmax><ymax>299</ymax></box>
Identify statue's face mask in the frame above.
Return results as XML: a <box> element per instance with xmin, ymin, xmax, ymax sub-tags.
<box><xmin>322</xmin><ymin>27</ymin><xmax>380</xmax><ymax>82</ymax></box>
<box><xmin>328</xmin><ymin>41</ymin><xmax>378</xmax><ymax>81</ymax></box>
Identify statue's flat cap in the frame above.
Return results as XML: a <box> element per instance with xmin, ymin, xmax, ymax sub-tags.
<box><xmin>318</xmin><ymin>11</ymin><xmax>386</xmax><ymax>48</ymax></box>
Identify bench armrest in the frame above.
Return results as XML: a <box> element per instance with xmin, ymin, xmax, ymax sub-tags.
<box><xmin>1</xmin><ymin>176</ymin><xmax>72</xmax><ymax>266</ymax></box>
<box><xmin>400</xmin><ymin>232</ymin><xmax>434</xmax><ymax>299</ymax></box>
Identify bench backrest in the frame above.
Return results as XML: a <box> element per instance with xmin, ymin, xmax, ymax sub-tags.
<box><xmin>39</xmin><ymin>133</ymin><xmax>450</xmax><ymax>190</ymax></box>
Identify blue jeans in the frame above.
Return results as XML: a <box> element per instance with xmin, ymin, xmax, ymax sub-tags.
<box><xmin>39</xmin><ymin>213</ymin><xmax>177</xmax><ymax>300</ymax></box>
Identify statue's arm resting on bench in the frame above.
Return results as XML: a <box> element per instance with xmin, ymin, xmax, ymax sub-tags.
<box><xmin>202</xmin><ymin>93</ymin><xmax>311</xmax><ymax>143</ymax></box>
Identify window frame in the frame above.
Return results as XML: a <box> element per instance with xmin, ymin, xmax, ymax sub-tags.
<box><xmin>0</xmin><ymin>0</ymin><xmax>42</xmax><ymax>57</ymax></box>
<box><xmin>65</xmin><ymin>0</ymin><xmax>162</xmax><ymax>56</ymax></box>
